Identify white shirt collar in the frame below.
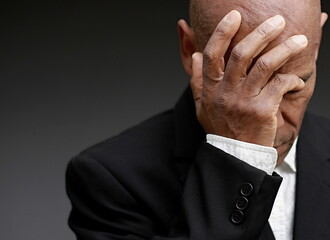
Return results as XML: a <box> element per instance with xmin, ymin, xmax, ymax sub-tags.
<box><xmin>279</xmin><ymin>137</ymin><xmax>298</xmax><ymax>173</ymax></box>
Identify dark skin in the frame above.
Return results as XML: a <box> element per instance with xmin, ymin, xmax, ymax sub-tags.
<box><xmin>178</xmin><ymin>0</ymin><xmax>328</xmax><ymax>165</ymax></box>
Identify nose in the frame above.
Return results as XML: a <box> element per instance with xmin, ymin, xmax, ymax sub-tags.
<box><xmin>276</xmin><ymin>111</ymin><xmax>284</xmax><ymax>128</ymax></box>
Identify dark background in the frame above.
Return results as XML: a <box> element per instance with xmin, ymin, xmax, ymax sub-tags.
<box><xmin>0</xmin><ymin>1</ymin><xmax>329</xmax><ymax>239</ymax></box>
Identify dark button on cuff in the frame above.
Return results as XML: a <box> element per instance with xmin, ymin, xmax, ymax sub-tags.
<box><xmin>231</xmin><ymin>210</ymin><xmax>244</xmax><ymax>224</ymax></box>
<box><xmin>240</xmin><ymin>183</ymin><xmax>254</xmax><ymax>197</ymax></box>
<box><xmin>235</xmin><ymin>196</ymin><xmax>249</xmax><ymax>210</ymax></box>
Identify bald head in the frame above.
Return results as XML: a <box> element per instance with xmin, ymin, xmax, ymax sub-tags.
<box><xmin>189</xmin><ymin>0</ymin><xmax>322</xmax><ymax>51</ymax></box>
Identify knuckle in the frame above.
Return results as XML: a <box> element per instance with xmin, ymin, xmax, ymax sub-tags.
<box><xmin>256</xmin><ymin>57</ymin><xmax>272</xmax><ymax>73</ymax></box>
<box><xmin>214</xmin><ymin>26</ymin><xmax>230</xmax><ymax>39</ymax></box>
<box><xmin>282</xmin><ymin>41</ymin><xmax>293</xmax><ymax>51</ymax></box>
<box><xmin>203</xmin><ymin>49</ymin><xmax>216</xmax><ymax>64</ymax></box>
<box><xmin>273</xmin><ymin>74</ymin><xmax>285</xmax><ymax>83</ymax></box>
<box><xmin>268</xmin><ymin>74</ymin><xmax>286</xmax><ymax>94</ymax></box>
<box><xmin>255</xmin><ymin>26</ymin><xmax>268</xmax><ymax>38</ymax></box>
<box><xmin>230</xmin><ymin>45</ymin><xmax>246</xmax><ymax>63</ymax></box>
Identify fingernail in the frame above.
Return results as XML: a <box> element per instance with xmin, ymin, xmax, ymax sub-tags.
<box><xmin>292</xmin><ymin>35</ymin><xmax>308</xmax><ymax>46</ymax></box>
<box><xmin>269</xmin><ymin>15</ymin><xmax>285</xmax><ymax>27</ymax></box>
<box><xmin>192</xmin><ymin>52</ymin><xmax>200</xmax><ymax>59</ymax></box>
<box><xmin>224</xmin><ymin>10</ymin><xmax>240</xmax><ymax>23</ymax></box>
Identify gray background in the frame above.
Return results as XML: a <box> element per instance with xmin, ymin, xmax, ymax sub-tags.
<box><xmin>0</xmin><ymin>1</ymin><xmax>329</xmax><ymax>240</ymax></box>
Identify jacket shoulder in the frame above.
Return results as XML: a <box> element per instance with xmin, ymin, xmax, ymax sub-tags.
<box><xmin>67</xmin><ymin>109</ymin><xmax>182</xmax><ymax>226</ymax></box>
<box><xmin>75</xmin><ymin>109</ymin><xmax>176</xmax><ymax>169</ymax></box>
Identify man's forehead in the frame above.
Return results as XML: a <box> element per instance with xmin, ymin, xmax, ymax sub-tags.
<box><xmin>191</xmin><ymin>0</ymin><xmax>321</xmax><ymax>50</ymax></box>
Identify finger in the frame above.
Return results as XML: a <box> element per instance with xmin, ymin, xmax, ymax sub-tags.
<box><xmin>224</xmin><ymin>15</ymin><xmax>286</xmax><ymax>85</ymax></box>
<box><xmin>246</xmin><ymin>35</ymin><xmax>308</xmax><ymax>93</ymax></box>
<box><xmin>203</xmin><ymin>10</ymin><xmax>242</xmax><ymax>86</ymax></box>
<box><xmin>261</xmin><ymin>73</ymin><xmax>305</xmax><ymax>105</ymax></box>
<box><xmin>190</xmin><ymin>52</ymin><xmax>203</xmax><ymax>104</ymax></box>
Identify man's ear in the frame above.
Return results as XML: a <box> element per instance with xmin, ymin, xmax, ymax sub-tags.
<box><xmin>178</xmin><ymin>19</ymin><xmax>196</xmax><ymax>76</ymax></box>
<box><xmin>321</xmin><ymin>12</ymin><xmax>328</xmax><ymax>28</ymax></box>
<box><xmin>315</xmin><ymin>12</ymin><xmax>328</xmax><ymax>60</ymax></box>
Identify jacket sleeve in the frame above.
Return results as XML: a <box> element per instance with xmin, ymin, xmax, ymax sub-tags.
<box><xmin>66</xmin><ymin>142</ymin><xmax>282</xmax><ymax>240</ymax></box>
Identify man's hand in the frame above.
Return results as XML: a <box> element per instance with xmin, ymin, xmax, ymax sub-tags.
<box><xmin>190</xmin><ymin>10</ymin><xmax>308</xmax><ymax>147</ymax></box>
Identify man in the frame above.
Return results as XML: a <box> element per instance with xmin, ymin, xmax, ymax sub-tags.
<box><xmin>66</xmin><ymin>0</ymin><xmax>329</xmax><ymax>239</ymax></box>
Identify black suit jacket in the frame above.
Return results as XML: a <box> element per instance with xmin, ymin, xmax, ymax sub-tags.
<box><xmin>66</xmin><ymin>87</ymin><xmax>330</xmax><ymax>240</ymax></box>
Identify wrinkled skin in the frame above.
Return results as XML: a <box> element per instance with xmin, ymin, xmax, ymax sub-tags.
<box><xmin>178</xmin><ymin>0</ymin><xmax>328</xmax><ymax>165</ymax></box>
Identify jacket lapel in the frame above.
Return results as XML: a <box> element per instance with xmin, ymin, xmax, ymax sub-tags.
<box><xmin>294</xmin><ymin>113</ymin><xmax>330</xmax><ymax>239</ymax></box>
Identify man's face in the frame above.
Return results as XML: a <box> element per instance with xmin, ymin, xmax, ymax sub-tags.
<box><xmin>190</xmin><ymin>0</ymin><xmax>325</xmax><ymax>164</ymax></box>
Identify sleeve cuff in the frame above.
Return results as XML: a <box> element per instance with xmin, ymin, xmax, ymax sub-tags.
<box><xmin>206</xmin><ymin>134</ymin><xmax>277</xmax><ymax>175</ymax></box>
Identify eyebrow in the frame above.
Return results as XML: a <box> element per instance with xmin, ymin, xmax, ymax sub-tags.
<box><xmin>301</xmin><ymin>71</ymin><xmax>314</xmax><ymax>82</ymax></box>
